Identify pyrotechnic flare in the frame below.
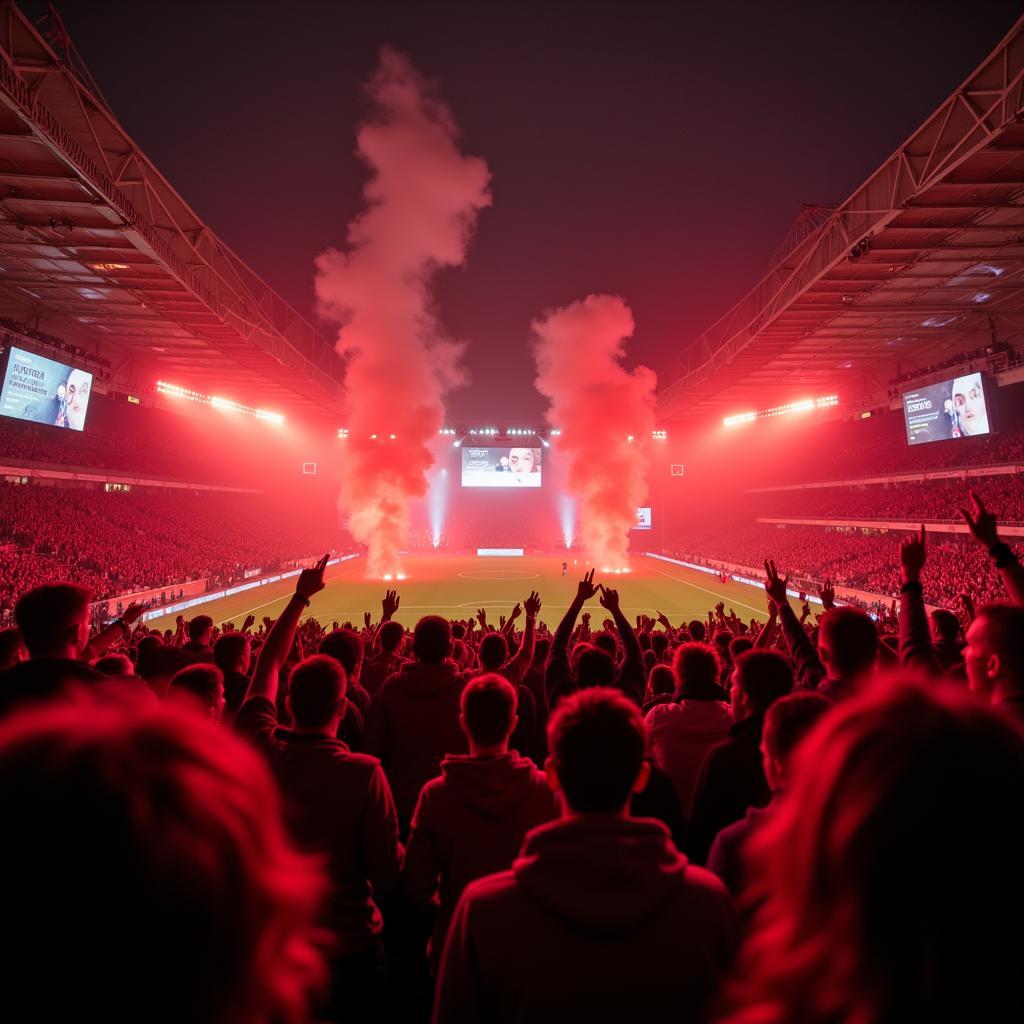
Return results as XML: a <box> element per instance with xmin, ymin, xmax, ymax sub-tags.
<box><xmin>532</xmin><ymin>295</ymin><xmax>656</xmax><ymax>570</ymax></box>
<box><xmin>315</xmin><ymin>47</ymin><xmax>491</xmax><ymax>577</ymax></box>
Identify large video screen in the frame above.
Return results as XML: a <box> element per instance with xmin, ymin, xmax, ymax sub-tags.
<box><xmin>902</xmin><ymin>372</ymin><xmax>992</xmax><ymax>446</ymax></box>
<box><xmin>0</xmin><ymin>346</ymin><xmax>93</xmax><ymax>431</ymax></box>
<box><xmin>461</xmin><ymin>446</ymin><xmax>542</xmax><ymax>487</ymax></box>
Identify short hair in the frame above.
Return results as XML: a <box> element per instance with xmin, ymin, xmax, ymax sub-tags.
<box><xmin>672</xmin><ymin>643</ymin><xmax>722</xmax><ymax>700</ymax></box>
<box><xmin>0</xmin><ymin>701</ymin><xmax>324</xmax><ymax>1021</ymax></box>
<box><xmin>571</xmin><ymin>643</ymin><xmax>616</xmax><ymax>689</ymax></box>
<box><xmin>651</xmin><ymin>633</ymin><xmax>669</xmax><ymax>659</ymax></box>
<box><xmin>187</xmin><ymin>615</ymin><xmax>214</xmax><ymax>642</ymax></box>
<box><xmin>930</xmin><ymin>609</ymin><xmax>960</xmax><ymax>643</ymax></box>
<box><xmin>734</xmin><ymin>649</ymin><xmax>793</xmax><ymax>714</ymax></box>
<box><xmin>451</xmin><ymin>622</ymin><xmax>466</xmax><ymax>640</ymax></box>
<box><xmin>462</xmin><ymin>674</ymin><xmax>518</xmax><ymax>746</ymax></box>
<box><xmin>14</xmin><ymin>584</ymin><xmax>90</xmax><ymax>658</ymax></box>
<box><xmin>730</xmin><ymin>636</ymin><xmax>754</xmax><ymax>661</ymax></box>
<box><xmin>548</xmin><ymin>687</ymin><xmax>647</xmax><ymax>813</ymax></box>
<box><xmin>819</xmin><ymin>607</ymin><xmax>879</xmax><ymax>677</ymax></box>
<box><xmin>0</xmin><ymin>627</ymin><xmax>24</xmax><ymax>669</ymax></box>
<box><xmin>289</xmin><ymin>655</ymin><xmax>346</xmax><ymax>729</ymax></box>
<box><xmin>214</xmin><ymin>632</ymin><xmax>250</xmax><ymax>674</ymax></box>
<box><xmin>593</xmin><ymin>631</ymin><xmax>618</xmax><ymax>659</ymax></box>
<box><xmin>762</xmin><ymin>691</ymin><xmax>831</xmax><ymax>765</ymax></box>
<box><xmin>170</xmin><ymin>665</ymin><xmax>224</xmax><ymax>713</ymax></box>
<box><xmin>413</xmin><ymin>616</ymin><xmax>451</xmax><ymax>664</ymax></box>
<box><xmin>318</xmin><ymin>629</ymin><xmax>363</xmax><ymax>677</ymax></box>
<box><xmin>94</xmin><ymin>654</ymin><xmax>134</xmax><ymax>677</ymax></box>
<box><xmin>975</xmin><ymin>604</ymin><xmax>1024</xmax><ymax>683</ymax></box>
<box><xmin>534</xmin><ymin>636</ymin><xmax>551</xmax><ymax>662</ymax></box>
<box><xmin>378</xmin><ymin>620</ymin><xmax>405</xmax><ymax>654</ymax></box>
<box><xmin>647</xmin><ymin>664</ymin><xmax>675</xmax><ymax>697</ymax></box>
<box><xmin>688</xmin><ymin>620</ymin><xmax>706</xmax><ymax>643</ymax></box>
<box><xmin>479</xmin><ymin>632</ymin><xmax>509</xmax><ymax>670</ymax></box>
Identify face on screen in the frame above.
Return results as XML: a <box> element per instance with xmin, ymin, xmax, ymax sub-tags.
<box><xmin>508</xmin><ymin>448</ymin><xmax>538</xmax><ymax>474</ymax></box>
<box><xmin>65</xmin><ymin>370</ymin><xmax>91</xmax><ymax>431</ymax></box>
<box><xmin>952</xmin><ymin>374</ymin><xmax>989</xmax><ymax>436</ymax></box>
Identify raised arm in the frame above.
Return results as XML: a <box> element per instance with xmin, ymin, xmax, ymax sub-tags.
<box><xmin>505</xmin><ymin>592</ymin><xmax>540</xmax><ymax>683</ymax></box>
<box><xmin>82</xmin><ymin>602</ymin><xmax>146</xmax><ymax>661</ymax></box>
<box><xmin>244</xmin><ymin>554</ymin><xmax>328</xmax><ymax>706</ymax></box>
<box><xmin>765</xmin><ymin>559</ymin><xmax>825</xmax><ymax>691</ymax></box>
<box><xmin>598</xmin><ymin>585</ymin><xmax>644</xmax><ymax>704</ymax></box>
<box><xmin>898</xmin><ymin>525</ymin><xmax>942</xmax><ymax>674</ymax></box>
<box><xmin>960</xmin><ymin>491</ymin><xmax>1024</xmax><ymax>606</ymax></box>
<box><xmin>545</xmin><ymin>569</ymin><xmax>598</xmax><ymax>708</ymax></box>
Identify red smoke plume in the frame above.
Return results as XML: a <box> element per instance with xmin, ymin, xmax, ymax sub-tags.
<box><xmin>532</xmin><ymin>295</ymin><xmax>657</xmax><ymax>569</ymax></box>
<box><xmin>315</xmin><ymin>48</ymin><xmax>491</xmax><ymax>576</ymax></box>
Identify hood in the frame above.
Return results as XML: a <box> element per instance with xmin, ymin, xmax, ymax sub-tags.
<box><xmin>392</xmin><ymin>660</ymin><xmax>463</xmax><ymax>697</ymax></box>
<box><xmin>514</xmin><ymin>815</ymin><xmax>687</xmax><ymax>931</ymax></box>
<box><xmin>440</xmin><ymin>752</ymin><xmax>542</xmax><ymax>817</ymax></box>
<box><xmin>653</xmin><ymin>700</ymin><xmax>733</xmax><ymax>738</ymax></box>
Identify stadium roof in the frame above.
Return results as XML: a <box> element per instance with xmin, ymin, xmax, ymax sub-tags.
<box><xmin>657</xmin><ymin>16</ymin><xmax>1024</xmax><ymax>424</ymax></box>
<box><xmin>0</xmin><ymin>3</ymin><xmax>343</xmax><ymax>422</ymax></box>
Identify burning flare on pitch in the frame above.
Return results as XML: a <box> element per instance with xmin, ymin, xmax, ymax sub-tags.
<box><xmin>315</xmin><ymin>47</ymin><xmax>491</xmax><ymax>577</ymax></box>
<box><xmin>532</xmin><ymin>295</ymin><xmax>656</xmax><ymax>570</ymax></box>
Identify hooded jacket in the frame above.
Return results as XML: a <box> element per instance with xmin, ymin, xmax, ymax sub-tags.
<box><xmin>433</xmin><ymin>814</ymin><xmax>738</xmax><ymax>1024</ymax></box>
<box><xmin>403</xmin><ymin>752</ymin><xmax>559</xmax><ymax>968</ymax></box>
<box><xmin>644</xmin><ymin>699</ymin><xmax>734</xmax><ymax>816</ymax></box>
<box><xmin>362</xmin><ymin>660</ymin><xmax>468</xmax><ymax>820</ymax></box>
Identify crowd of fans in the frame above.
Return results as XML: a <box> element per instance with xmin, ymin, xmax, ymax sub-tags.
<box><xmin>0</xmin><ymin>490</ymin><xmax>1020</xmax><ymax>1021</ymax></box>
<box><xmin>0</xmin><ymin>483</ymin><xmax>339</xmax><ymax>622</ymax></box>
<box><xmin>671</xmin><ymin>521</ymin><xmax>1009</xmax><ymax>608</ymax></box>
<box><xmin>759</xmin><ymin>473</ymin><xmax>1024</xmax><ymax>524</ymax></box>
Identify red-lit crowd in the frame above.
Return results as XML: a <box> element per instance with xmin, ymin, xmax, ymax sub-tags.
<box><xmin>0</xmin><ymin>483</ymin><xmax>337</xmax><ymax>619</ymax></box>
<box><xmin>0</xmin><ymin>493</ymin><xmax>1020</xmax><ymax>1022</ymax></box>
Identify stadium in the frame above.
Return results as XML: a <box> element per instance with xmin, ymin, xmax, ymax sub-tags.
<box><xmin>0</xmin><ymin>3</ymin><xmax>1022</xmax><ymax>1022</ymax></box>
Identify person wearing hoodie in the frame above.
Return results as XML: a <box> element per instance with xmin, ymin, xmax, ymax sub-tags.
<box><xmin>403</xmin><ymin>673</ymin><xmax>559</xmax><ymax>972</ymax></box>
<box><xmin>363</xmin><ymin>615</ymin><xmax>469</xmax><ymax>830</ymax></box>
<box><xmin>644</xmin><ymin>642</ymin><xmax>734</xmax><ymax>817</ymax></box>
<box><xmin>687</xmin><ymin>649</ymin><xmax>793</xmax><ymax>864</ymax></box>
<box><xmin>432</xmin><ymin>686</ymin><xmax>739</xmax><ymax>1024</ymax></box>
<box><xmin>235</xmin><ymin>556</ymin><xmax>403</xmax><ymax>1022</ymax></box>
<box><xmin>707</xmin><ymin>690</ymin><xmax>830</xmax><ymax>900</ymax></box>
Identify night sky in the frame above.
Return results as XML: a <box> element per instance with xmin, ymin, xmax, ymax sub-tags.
<box><xmin>50</xmin><ymin>0</ymin><xmax>1023</xmax><ymax>420</ymax></box>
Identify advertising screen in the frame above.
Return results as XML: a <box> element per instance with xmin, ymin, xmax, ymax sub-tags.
<box><xmin>0</xmin><ymin>346</ymin><xmax>93</xmax><ymax>431</ymax></box>
<box><xmin>902</xmin><ymin>372</ymin><xmax>992</xmax><ymax>446</ymax></box>
<box><xmin>461</xmin><ymin>446</ymin><xmax>542</xmax><ymax>487</ymax></box>
<box><xmin>633</xmin><ymin>507</ymin><xmax>652</xmax><ymax>530</ymax></box>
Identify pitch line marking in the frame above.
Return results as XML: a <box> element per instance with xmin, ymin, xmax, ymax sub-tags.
<box><xmin>641</xmin><ymin>558</ymin><xmax>767</xmax><ymax>617</ymax></box>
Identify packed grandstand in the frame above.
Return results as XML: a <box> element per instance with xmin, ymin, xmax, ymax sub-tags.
<box><xmin>1</xmin><ymin>5</ymin><xmax>1023</xmax><ymax>1024</ymax></box>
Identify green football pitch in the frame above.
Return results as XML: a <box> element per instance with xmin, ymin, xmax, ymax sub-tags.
<box><xmin>143</xmin><ymin>554</ymin><xmax>772</xmax><ymax>632</ymax></box>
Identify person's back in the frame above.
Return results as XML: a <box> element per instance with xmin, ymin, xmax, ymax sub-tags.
<box><xmin>433</xmin><ymin>687</ymin><xmax>738</xmax><ymax>1024</ymax></box>
<box><xmin>237</xmin><ymin>654</ymin><xmax>401</xmax><ymax>954</ymax></box>
<box><xmin>645</xmin><ymin>643</ymin><xmax>733</xmax><ymax>815</ymax></box>
<box><xmin>0</xmin><ymin>584</ymin><xmax>103</xmax><ymax>717</ymax></box>
<box><xmin>361</xmin><ymin>620</ymin><xmax>407</xmax><ymax>697</ymax></box>
<box><xmin>363</xmin><ymin>616</ymin><xmax>467</xmax><ymax>825</ymax></box>
<box><xmin>403</xmin><ymin>675</ymin><xmax>558</xmax><ymax>970</ymax></box>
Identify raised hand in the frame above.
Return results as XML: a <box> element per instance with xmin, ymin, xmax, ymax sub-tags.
<box><xmin>509</xmin><ymin>602</ymin><xmax>523</xmax><ymax>622</ymax></box>
<box><xmin>581</xmin><ymin>611</ymin><xmax>591</xmax><ymax>629</ymax></box>
<box><xmin>800</xmin><ymin>600</ymin><xmax>811</xmax><ymax>622</ymax></box>
<box><xmin>121</xmin><ymin>602</ymin><xmax>146</xmax><ymax>626</ymax></box>
<box><xmin>960</xmin><ymin>592</ymin><xmax>975</xmax><ymax>621</ymax></box>
<box><xmin>763</xmin><ymin>559</ymin><xmax>790</xmax><ymax>605</ymax></box>
<box><xmin>899</xmin><ymin>525</ymin><xmax>927</xmax><ymax>582</ymax></box>
<box><xmin>576</xmin><ymin>569</ymin><xmax>599</xmax><ymax>602</ymax></box>
<box><xmin>656</xmin><ymin>611</ymin><xmax>672</xmax><ymax>630</ymax></box>
<box><xmin>598</xmin><ymin>585</ymin><xmax>621</xmax><ymax>614</ymax></box>
<box><xmin>818</xmin><ymin>579</ymin><xmax>835</xmax><ymax>610</ymax></box>
<box><xmin>476</xmin><ymin>608</ymin><xmax>488</xmax><ymax>629</ymax></box>
<box><xmin>715</xmin><ymin>601</ymin><xmax>725</xmax><ymax>618</ymax></box>
<box><xmin>525</xmin><ymin>590</ymin><xmax>542</xmax><ymax>618</ymax></box>
<box><xmin>295</xmin><ymin>553</ymin><xmax>329</xmax><ymax>601</ymax></box>
<box><xmin>959</xmin><ymin>490</ymin><xmax>999</xmax><ymax>547</ymax></box>
<box><xmin>242</xmin><ymin>614</ymin><xmax>256</xmax><ymax>632</ymax></box>
<box><xmin>364</xmin><ymin>611</ymin><xmax>372</xmax><ymax>629</ymax></box>
<box><xmin>499</xmin><ymin>615</ymin><xmax>507</xmax><ymax>630</ymax></box>
<box><xmin>382</xmin><ymin>589</ymin><xmax>400</xmax><ymax>620</ymax></box>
